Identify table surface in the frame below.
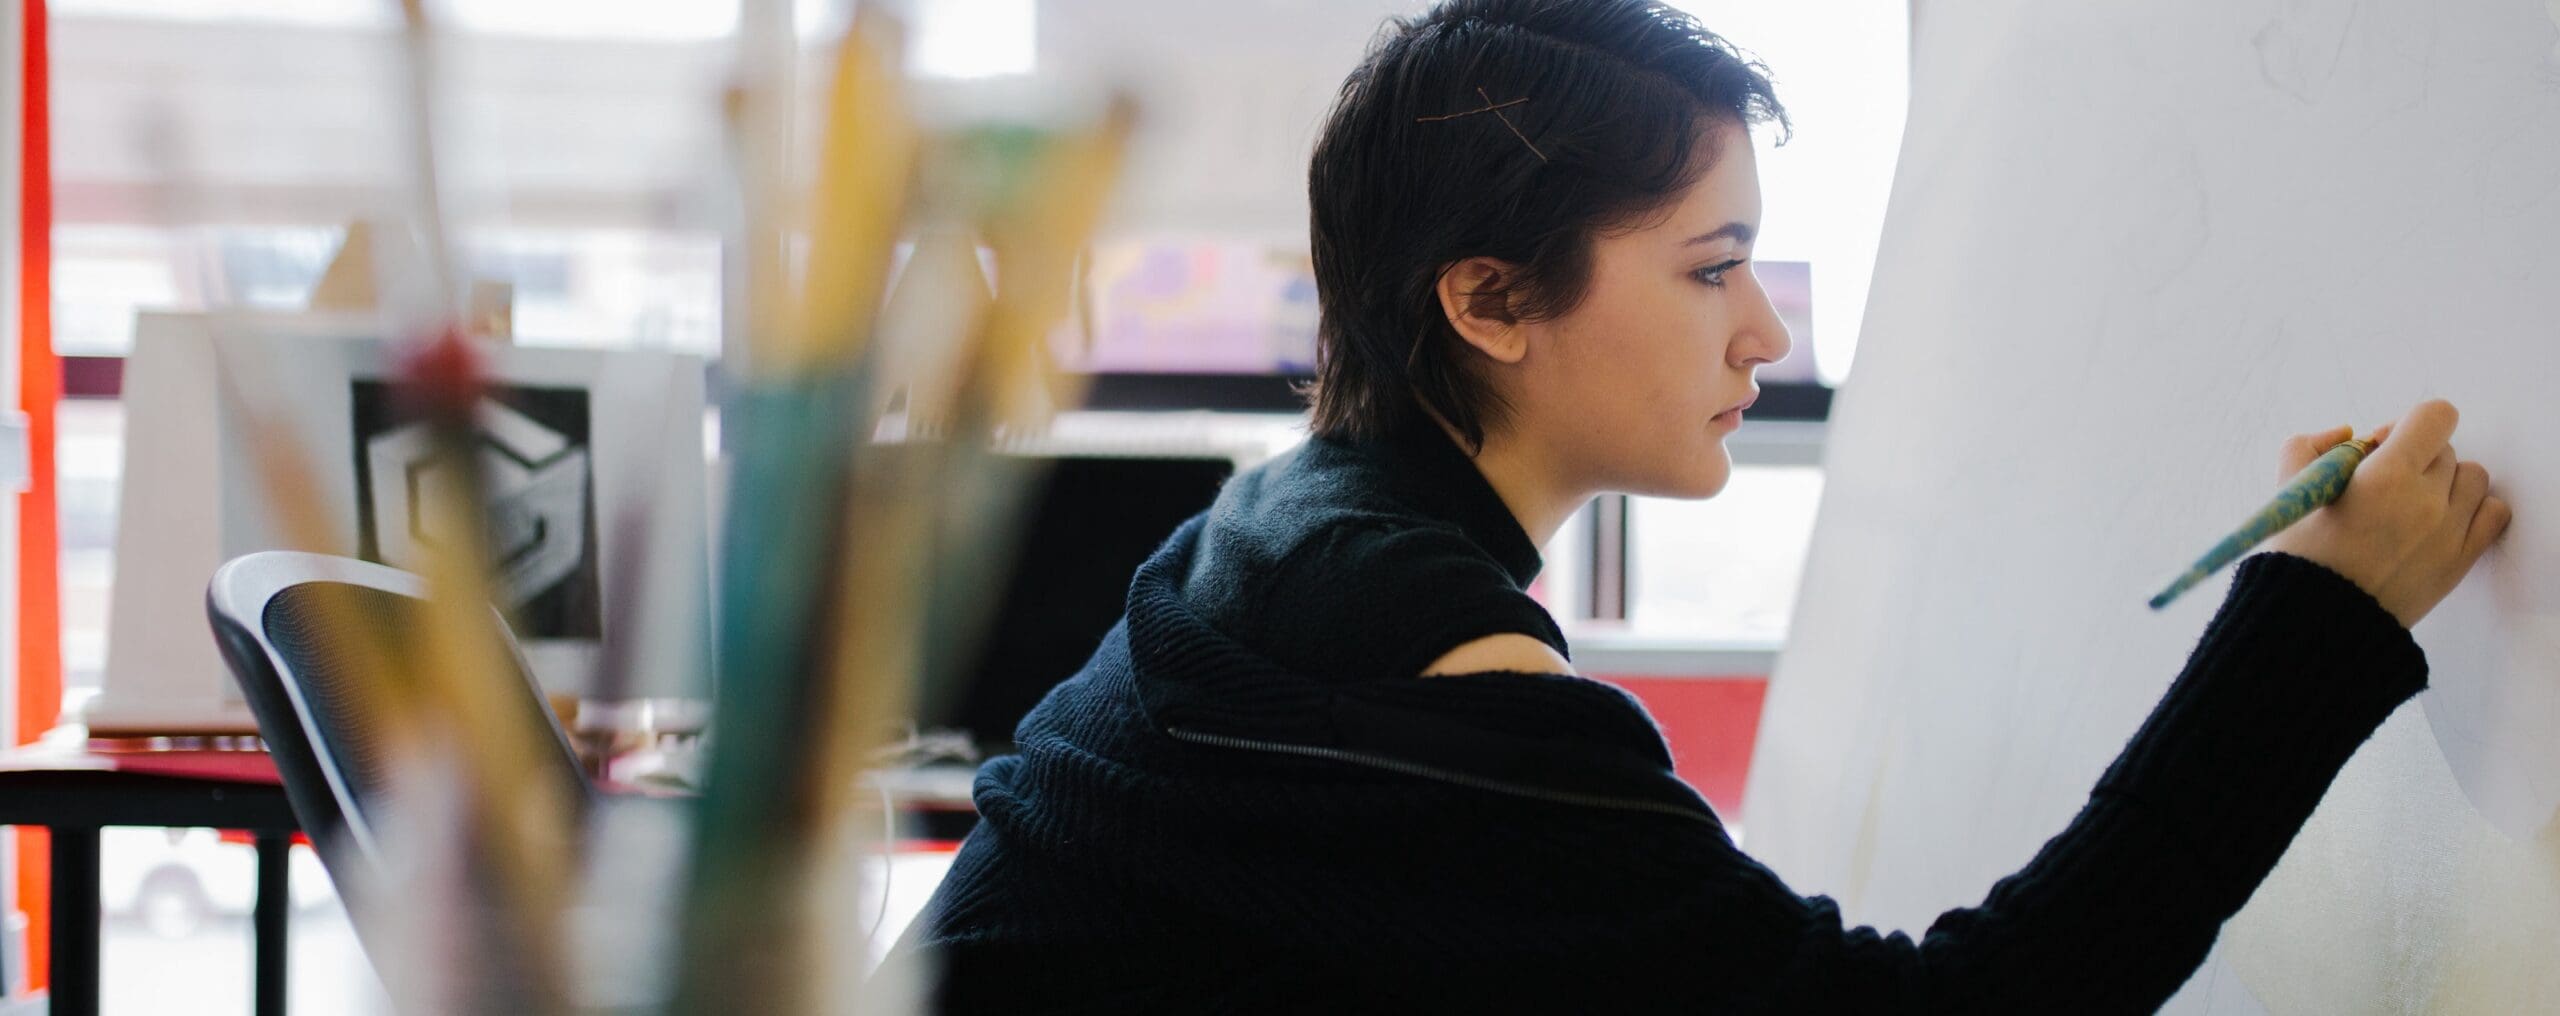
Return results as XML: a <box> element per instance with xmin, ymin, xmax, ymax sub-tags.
<box><xmin>0</xmin><ymin>745</ymin><xmax>295</xmax><ymax>831</ymax></box>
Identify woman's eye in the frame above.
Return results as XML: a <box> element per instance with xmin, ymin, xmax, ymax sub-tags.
<box><xmin>1692</xmin><ymin>259</ymin><xmax>1747</xmax><ymax>287</ymax></box>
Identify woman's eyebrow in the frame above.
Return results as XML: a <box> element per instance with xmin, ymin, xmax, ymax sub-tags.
<box><xmin>1681</xmin><ymin>222</ymin><xmax>1756</xmax><ymax>247</ymax></box>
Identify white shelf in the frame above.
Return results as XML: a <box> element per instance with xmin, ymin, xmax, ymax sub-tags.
<box><xmin>1568</xmin><ymin>633</ymin><xmax>1782</xmax><ymax>679</ymax></box>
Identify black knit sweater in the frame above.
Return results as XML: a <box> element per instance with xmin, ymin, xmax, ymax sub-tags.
<box><xmin>908</xmin><ymin>426</ymin><xmax>2429</xmax><ymax>1013</ymax></box>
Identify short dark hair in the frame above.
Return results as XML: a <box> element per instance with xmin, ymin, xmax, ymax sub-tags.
<box><xmin>1302</xmin><ymin>0</ymin><xmax>1787</xmax><ymax>450</ymax></box>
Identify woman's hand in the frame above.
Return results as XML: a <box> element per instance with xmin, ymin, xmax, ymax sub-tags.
<box><xmin>2265</xmin><ymin>400</ymin><xmax>2512</xmax><ymax>627</ymax></box>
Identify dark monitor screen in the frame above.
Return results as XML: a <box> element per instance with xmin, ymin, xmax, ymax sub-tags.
<box><xmin>929</xmin><ymin>453</ymin><xmax>1236</xmax><ymax>755</ymax></box>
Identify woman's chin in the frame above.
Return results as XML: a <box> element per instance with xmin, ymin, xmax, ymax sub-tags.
<box><xmin>1640</xmin><ymin>450</ymin><xmax>1732</xmax><ymax>500</ymax></box>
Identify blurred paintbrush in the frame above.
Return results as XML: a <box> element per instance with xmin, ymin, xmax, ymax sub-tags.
<box><xmin>897</xmin><ymin>101</ymin><xmax>1138</xmax><ymax>757</ymax></box>
<box><xmin>356</xmin><ymin>5</ymin><xmax>579</xmax><ymax>1009</ymax></box>
<box><xmin>798</xmin><ymin>95</ymin><xmax>1140</xmax><ymax>1011</ymax></box>
<box><xmin>672</xmin><ymin>10</ymin><xmax>923</xmax><ymax>1013</ymax></box>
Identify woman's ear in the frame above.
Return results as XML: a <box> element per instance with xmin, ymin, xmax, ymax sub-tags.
<box><xmin>1433</xmin><ymin>257</ymin><xmax>1530</xmax><ymax>364</ymax></box>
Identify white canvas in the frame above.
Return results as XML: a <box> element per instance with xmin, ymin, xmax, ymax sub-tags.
<box><xmin>1743</xmin><ymin>0</ymin><xmax>2560</xmax><ymax>1010</ymax></box>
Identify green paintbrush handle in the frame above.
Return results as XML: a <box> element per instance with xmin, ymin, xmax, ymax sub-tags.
<box><xmin>2149</xmin><ymin>437</ymin><xmax>2373</xmax><ymax>610</ymax></box>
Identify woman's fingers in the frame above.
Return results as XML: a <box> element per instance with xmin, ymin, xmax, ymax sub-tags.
<box><xmin>2302</xmin><ymin>400</ymin><xmax>2508</xmax><ymax>627</ymax></box>
<box><xmin>2281</xmin><ymin>425</ymin><xmax>2356</xmax><ymax>477</ymax></box>
<box><xmin>2368</xmin><ymin>399</ymin><xmax>2458</xmax><ymax>473</ymax></box>
<box><xmin>2465</xmin><ymin>494</ymin><xmax>2514</xmax><ymax>558</ymax></box>
<box><xmin>2450</xmin><ymin>460</ymin><xmax>2503</xmax><ymax>557</ymax></box>
<box><xmin>2423</xmin><ymin>448</ymin><xmax>2458</xmax><ymax>498</ymax></box>
<box><xmin>2451</xmin><ymin>460</ymin><xmax>2490</xmax><ymax>510</ymax></box>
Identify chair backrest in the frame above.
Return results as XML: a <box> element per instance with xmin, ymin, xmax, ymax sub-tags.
<box><xmin>205</xmin><ymin>551</ymin><xmax>589</xmax><ymax>890</ymax></box>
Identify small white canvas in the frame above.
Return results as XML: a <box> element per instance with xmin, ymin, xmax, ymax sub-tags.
<box><xmin>93</xmin><ymin>311</ymin><xmax>710</xmax><ymax>735</ymax></box>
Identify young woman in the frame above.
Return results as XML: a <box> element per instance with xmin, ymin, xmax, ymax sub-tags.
<box><xmin>909</xmin><ymin>0</ymin><xmax>2512</xmax><ymax>1009</ymax></box>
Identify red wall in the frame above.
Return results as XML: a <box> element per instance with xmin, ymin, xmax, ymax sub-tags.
<box><xmin>1590</xmin><ymin>675</ymin><xmax>1769</xmax><ymax>820</ymax></box>
<box><xmin>16</xmin><ymin>0</ymin><xmax>55</xmax><ymax>991</ymax></box>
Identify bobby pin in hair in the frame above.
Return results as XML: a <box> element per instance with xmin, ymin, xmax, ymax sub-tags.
<box><xmin>1415</xmin><ymin>87</ymin><xmax>1550</xmax><ymax>163</ymax></box>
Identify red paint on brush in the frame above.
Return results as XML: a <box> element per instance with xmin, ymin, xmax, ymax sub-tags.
<box><xmin>394</xmin><ymin>325</ymin><xmax>488</xmax><ymax>424</ymax></box>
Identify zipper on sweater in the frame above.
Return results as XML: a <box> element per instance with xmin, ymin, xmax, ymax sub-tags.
<box><xmin>1164</xmin><ymin>725</ymin><xmax>1719</xmax><ymax>826</ymax></box>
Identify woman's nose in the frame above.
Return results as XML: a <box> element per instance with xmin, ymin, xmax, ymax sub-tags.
<box><xmin>1734</xmin><ymin>287</ymin><xmax>1793</xmax><ymax>367</ymax></box>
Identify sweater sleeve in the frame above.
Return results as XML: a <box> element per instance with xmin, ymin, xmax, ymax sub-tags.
<box><xmin>1727</xmin><ymin>551</ymin><xmax>2428</xmax><ymax>1013</ymax></box>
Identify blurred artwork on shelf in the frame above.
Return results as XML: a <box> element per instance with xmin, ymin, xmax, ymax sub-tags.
<box><xmin>1054</xmin><ymin>240</ymin><xmax>1319</xmax><ymax>375</ymax></box>
<box><xmin>1049</xmin><ymin>243</ymin><xmax>1818</xmax><ymax>387</ymax></box>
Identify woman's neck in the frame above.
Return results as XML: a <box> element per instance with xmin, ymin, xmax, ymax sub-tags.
<box><xmin>1425</xmin><ymin>412</ymin><xmax>1587</xmax><ymax>549</ymax></box>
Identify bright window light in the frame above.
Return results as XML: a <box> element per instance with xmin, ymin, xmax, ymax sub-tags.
<box><xmin>443</xmin><ymin>0</ymin><xmax>739</xmax><ymax>40</ymax></box>
<box><xmin>58</xmin><ymin>0</ymin><xmax>1036</xmax><ymax>67</ymax></box>
<box><xmin>909</xmin><ymin>0</ymin><xmax>1036</xmax><ymax>79</ymax></box>
<box><xmin>56</xmin><ymin>0</ymin><xmax>748</xmax><ymax>40</ymax></box>
<box><xmin>52</xmin><ymin>0</ymin><xmax>384</xmax><ymax>27</ymax></box>
<box><xmin>1627</xmin><ymin>467</ymin><xmax>1828</xmax><ymax>643</ymax></box>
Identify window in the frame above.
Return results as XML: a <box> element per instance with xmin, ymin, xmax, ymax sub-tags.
<box><xmin>53</xmin><ymin>225</ymin><xmax>725</xmax><ymax>357</ymax></box>
<box><xmin>1627</xmin><ymin>467</ymin><xmax>1826</xmax><ymax>645</ymax></box>
<box><xmin>59</xmin><ymin>0</ymin><xmax>739</xmax><ymax>40</ymax></box>
<box><xmin>54</xmin><ymin>0</ymin><xmax>1034</xmax><ymax>69</ymax></box>
<box><xmin>909</xmin><ymin>0</ymin><xmax>1036</xmax><ymax>79</ymax></box>
<box><xmin>48</xmin><ymin>0</ymin><xmax>756</xmax><ymax>734</ymax></box>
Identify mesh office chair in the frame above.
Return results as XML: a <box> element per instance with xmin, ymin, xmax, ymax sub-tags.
<box><xmin>205</xmin><ymin>551</ymin><xmax>590</xmax><ymax>897</ymax></box>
